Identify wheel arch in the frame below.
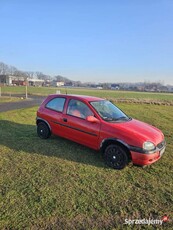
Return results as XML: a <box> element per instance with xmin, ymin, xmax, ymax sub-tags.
<box><xmin>36</xmin><ymin>117</ymin><xmax>51</xmax><ymax>132</ymax></box>
<box><xmin>100</xmin><ymin>138</ymin><xmax>132</xmax><ymax>160</ymax></box>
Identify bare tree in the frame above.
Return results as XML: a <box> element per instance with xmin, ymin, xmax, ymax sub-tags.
<box><xmin>0</xmin><ymin>62</ymin><xmax>9</xmax><ymax>74</ymax></box>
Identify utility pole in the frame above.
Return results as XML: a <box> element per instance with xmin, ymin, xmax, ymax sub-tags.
<box><xmin>25</xmin><ymin>78</ymin><xmax>28</xmax><ymax>99</ymax></box>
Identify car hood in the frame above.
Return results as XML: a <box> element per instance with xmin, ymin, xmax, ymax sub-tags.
<box><xmin>108</xmin><ymin>118</ymin><xmax>164</xmax><ymax>146</ymax></box>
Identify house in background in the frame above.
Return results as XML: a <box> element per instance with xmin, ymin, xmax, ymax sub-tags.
<box><xmin>50</xmin><ymin>81</ymin><xmax>65</xmax><ymax>87</ymax></box>
<box><xmin>0</xmin><ymin>75</ymin><xmax>46</xmax><ymax>87</ymax></box>
<box><xmin>0</xmin><ymin>75</ymin><xmax>26</xmax><ymax>85</ymax></box>
<box><xmin>111</xmin><ymin>84</ymin><xmax>120</xmax><ymax>90</ymax></box>
<box><xmin>56</xmin><ymin>81</ymin><xmax>65</xmax><ymax>87</ymax></box>
<box><xmin>0</xmin><ymin>75</ymin><xmax>7</xmax><ymax>85</ymax></box>
<box><xmin>28</xmin><ymin>79</ymin><xmax>44</xmax><ymax>87</ymax></box>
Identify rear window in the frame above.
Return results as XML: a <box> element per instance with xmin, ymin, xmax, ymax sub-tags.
<box><xmin>46</xmin><ymin>97</ymin><xmax>66</xmax><ymax>112</ymax></box>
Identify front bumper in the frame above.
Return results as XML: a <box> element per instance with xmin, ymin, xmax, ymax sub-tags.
<box><xmin>130</xmin><ymin>141</ymin><xmax>166</xmax><ymax>166</ymax></box>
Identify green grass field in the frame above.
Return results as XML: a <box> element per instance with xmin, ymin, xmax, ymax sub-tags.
<box><xmin>0</xmin><ymin>101</ymin><xmax>173</xmax><ymax>229</ymax></box>
<box><xmin>1</xmin><ymin>85</ymin><xmax>173</xmax><ymax>102</ymax></box>
<box><xmin>0</xmin><ymin>97</ymin><xmax>22</xmax><ymax>103</ymax></box>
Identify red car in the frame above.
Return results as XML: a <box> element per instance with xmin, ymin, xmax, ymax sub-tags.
<box><xmin>36</xmin><ymin>94</ymin><xmax>166</xmax><ymax>169</ymax></box>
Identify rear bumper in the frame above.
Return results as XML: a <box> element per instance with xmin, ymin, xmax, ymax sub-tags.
<box><xmin>131</xmin><ymin>147</ymin><xmax>166</xmax><ymax>166</ymax></box>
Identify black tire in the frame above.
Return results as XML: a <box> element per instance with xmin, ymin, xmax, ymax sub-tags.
<box><xmin>104</xmin><ymin>144</ymin><xmax>128</xmax><ymax>170</ymax></box>
<box><xmin>37</xmin><ymin>122</ymin><xmax>51</xmax><ymax>139</ymax></box>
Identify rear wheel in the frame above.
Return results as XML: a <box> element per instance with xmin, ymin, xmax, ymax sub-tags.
<box><xmin>37</xmin><ymin>122</ymin><xmax>51</xmax><ymax>139</ymax></box>
<box><xmin>104</xmin><ymin>144</ymin><xmax>128</xmax><ymax>170</ymax></box>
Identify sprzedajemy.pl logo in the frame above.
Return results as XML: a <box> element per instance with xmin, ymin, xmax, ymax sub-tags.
<box><xmin>124</xmin><ymin>215</ymin><xmax>169</xmax><ymax>225</ymax></box>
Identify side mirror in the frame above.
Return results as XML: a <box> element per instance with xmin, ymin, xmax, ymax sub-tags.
<box><xmin>86</xmin><ymin>116</ymin><xmax>99</xmax><ymax>123</ymax></box>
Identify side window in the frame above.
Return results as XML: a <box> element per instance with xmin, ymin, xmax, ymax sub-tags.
<box><xmin>67</xmin><ymin>99</ymin><xmax>94</xmax><ymax>119</ymax></box>
<box><xmin>46</xmin><ymin>97</ymin><xmax>65</xmax><ymax>112</ymax></box>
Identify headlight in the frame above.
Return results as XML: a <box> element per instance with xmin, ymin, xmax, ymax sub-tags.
<box><xmin>143</xmin><ymin>141</ymin><xmax>156</xmax><ymax>151</ymax></box>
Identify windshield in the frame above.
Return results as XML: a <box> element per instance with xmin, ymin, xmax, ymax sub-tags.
<box><xmin>90</xmin><ymin>100</ymin><xmax>130</xmax><ymax>122</ymax></box>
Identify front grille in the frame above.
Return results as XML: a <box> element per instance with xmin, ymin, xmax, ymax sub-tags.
<box><xmin>157</xmin><ymin>140</ymin><xmax>166</xmax><ymax>150</ymax></box>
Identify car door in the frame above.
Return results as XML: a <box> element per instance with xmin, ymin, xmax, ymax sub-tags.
<box><xmin>43</xmin><ymin>96</ymin><xmax>66</xmax><ymax>136</ymax></box>
<box><xmin>61</xmin><ymin>99</ymin><xmax>101</xmax><ymax>150</ymax></box>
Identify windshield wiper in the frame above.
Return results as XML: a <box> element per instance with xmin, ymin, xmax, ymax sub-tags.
<box><xmin>103</xmin><ymin>117</ymin><xmax>114</xmax><ymax>121</ymax></box>
<box><xmin>103</xmin><ymin>116</ymin><xmax>131</xmax><ymax>122</ymax></box>
<box><xmin>114</xmin><ymin>116</ymin><xmax>130</xmax><ymax>121</ymax></box>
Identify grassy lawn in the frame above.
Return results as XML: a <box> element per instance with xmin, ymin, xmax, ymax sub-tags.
<box><xmin>0</xmin><ymin>96</ymin><xmax>22</xmax><ymax>103</ymax></box>
<box><xmin>0</xmin><ymin>103</ymin><xmax>172</xmax><ymax>229</ymax></box>
<box><xmin>1</xmin><ymin>85</ymin><xmax>173</xmax><ymax>102</ymax></box>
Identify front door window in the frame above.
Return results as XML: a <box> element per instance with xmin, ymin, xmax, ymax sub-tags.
<box><xmin>67</xmin><ymin>99</ymin><xmax>94</xmax><ymax>119</ymax></box>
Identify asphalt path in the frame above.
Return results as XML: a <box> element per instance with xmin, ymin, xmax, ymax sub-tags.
<box><xmin>0</xmin><ymin>95</ymin><xmax>46</xmax><ymax>112</ymax></box>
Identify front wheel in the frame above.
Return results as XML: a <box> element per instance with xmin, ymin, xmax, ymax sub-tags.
<box><xmin>104</xmin><ymin>144</ymin><xmax>128</xmax><ymax>170</ymax></box>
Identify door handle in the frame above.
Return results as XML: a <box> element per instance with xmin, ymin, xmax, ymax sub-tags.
<box><xmin>63</xmin><ymin>118</ymin><xmax>67</xmax><ymax>122</ymax></box>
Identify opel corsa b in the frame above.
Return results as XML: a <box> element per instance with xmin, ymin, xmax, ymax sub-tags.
<box><xmin>36</xmin><ymin>94</ymin><xmax>166</xmax><ymax>169</ymax></box>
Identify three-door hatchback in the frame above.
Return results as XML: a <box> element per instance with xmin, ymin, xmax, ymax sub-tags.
<box><xmin>36</xmin><ymin>94</ymin><xmax>166</xmax><ymax>169</ymax></box>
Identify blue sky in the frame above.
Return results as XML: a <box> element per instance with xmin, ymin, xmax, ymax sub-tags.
<box><xmin>0</xmin><ymin>0</ymin><xmax>173</xmax><ymax>84</ymax></box>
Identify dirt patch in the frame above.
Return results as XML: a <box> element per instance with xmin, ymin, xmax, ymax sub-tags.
<box><xmin>109</xmin><ymin>98</ymin><xmax>173</xmax><ymax>106</ymax></box>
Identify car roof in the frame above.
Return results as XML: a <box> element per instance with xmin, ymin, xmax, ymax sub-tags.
<box><xmin>48</xmin><ymin>94</ymin><xmax>104</xmax><ymax>102</ymax></box>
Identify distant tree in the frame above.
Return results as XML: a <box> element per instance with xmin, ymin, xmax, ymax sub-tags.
<box><xmin>101</xmin><ymin>83</ymin><xmax>110</xmax><ymax>89</ymax></box>
<box><xmin>0</xmin><ymin>62</ymin><xmax>11</xmax><ymax>74</ymax></box>
<box><xmin>35</xmin><ymin>72</ymin><xmax>49</xmax><ymax>80</ymax></box>
<box><xmin>0</xmin><ymin>61</ymin><xmax>78</xmax><ymax>85</ymax></box>
<box><xmin>0</xmin><ymin>62</ymin><xmax>24</xmax><ymax>76</ymax></box>
<box><xmin>54</xmin><ymin>75</ymin><xmax>70</xmax><ymax>82</ymax></box>
<box><xmin>24</xmin><ymin>71</ymin><xmax>35</xmax><ymax>79</ymax></box>
<box><xmin>9</xmin><ymin>66</ymin><xmax>18</xmax><ymax>75</ymax></box>
<box><xmin>73</xmin><ymin>81</ymin><xmax>82</xmax><ymax>87</ymax></box>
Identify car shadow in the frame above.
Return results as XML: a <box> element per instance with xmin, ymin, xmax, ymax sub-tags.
<box><xmin>0</xmin><ymin>120</ymin><xmax>106</xmax><ymax>169</ymax></box>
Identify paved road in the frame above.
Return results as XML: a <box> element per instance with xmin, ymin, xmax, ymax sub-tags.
<box><xmin>0</xmin><ymin>95</ymin><xmax>46</xmax><ymax>112</ymax></box>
